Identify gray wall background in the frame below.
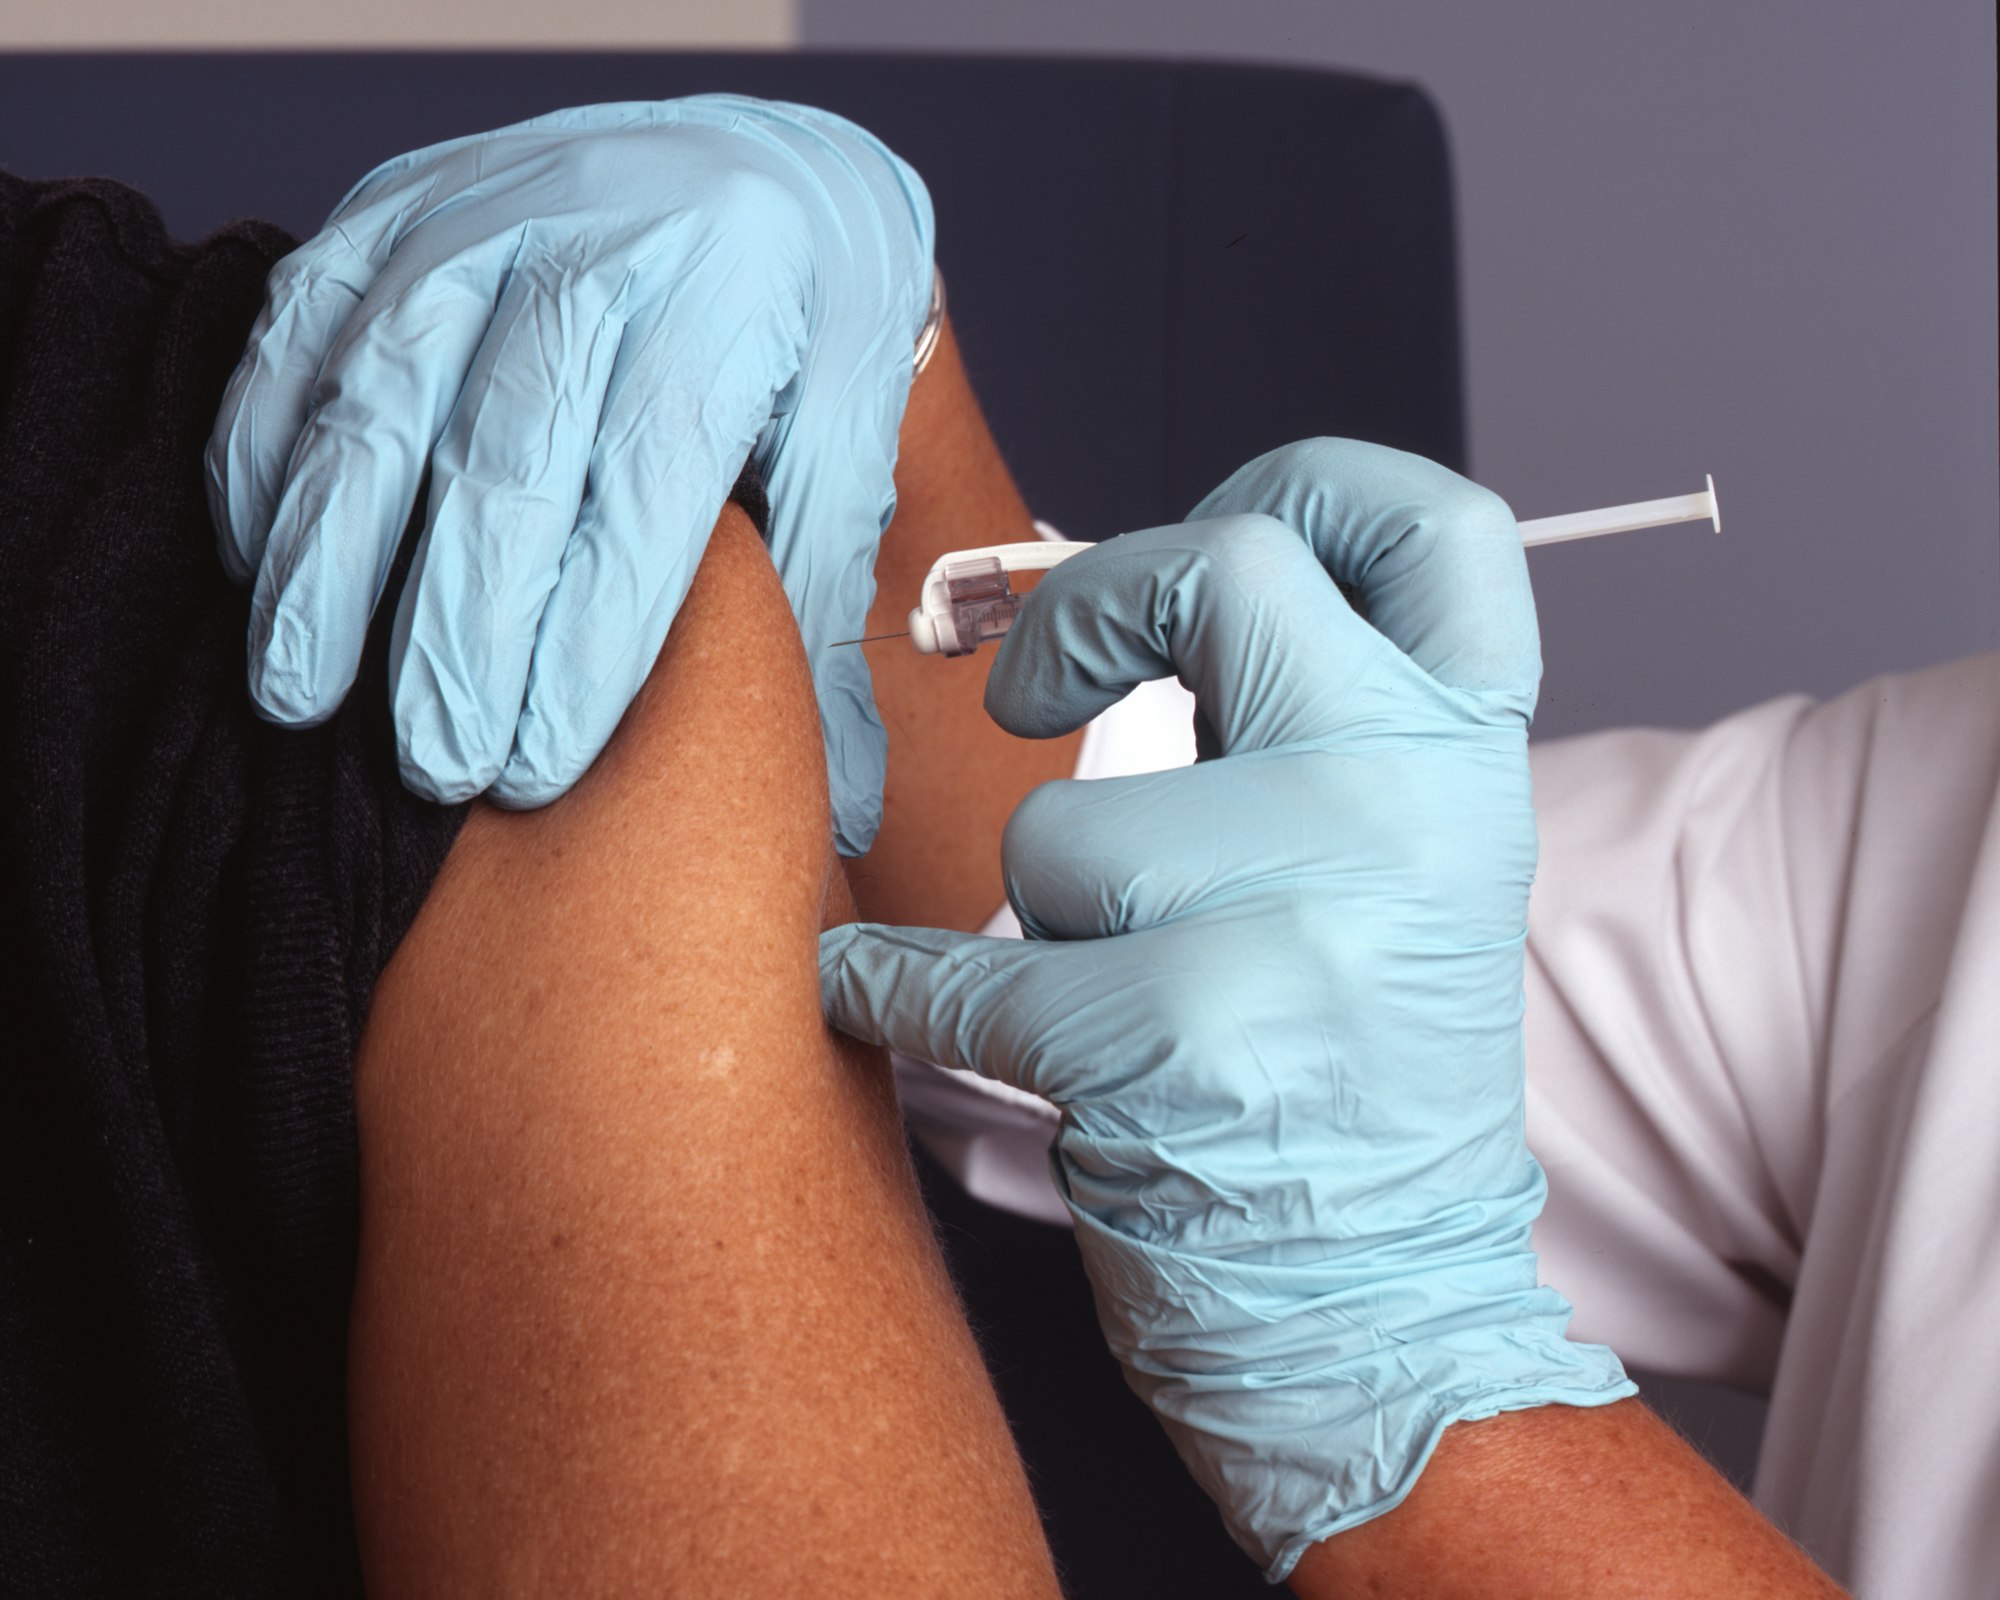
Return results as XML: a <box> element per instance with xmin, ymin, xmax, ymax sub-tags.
<box><xmin>806</xmin><ymin>0</ymin><xmax>1998</xmax><ymax>742</ymax></box>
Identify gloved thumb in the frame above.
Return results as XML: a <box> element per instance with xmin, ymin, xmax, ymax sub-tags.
<box><xmin>986</xmin><ymin>514</ymin><xmax>1394</xmax><ymax>758</ymax></box>
<box><xmin>819</xmin><ymin>922</ymin><xmax>1072</xmax><ymax>1101</ymax></box>
<box><xmin>1191</xmin><ymin>438</ymin><xmax>1542</xmax><ymax>725</ymax></box>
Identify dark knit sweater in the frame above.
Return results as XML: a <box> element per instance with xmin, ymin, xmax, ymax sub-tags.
<box><xmin>0</xmin><ymin>168</ymin><xmax>463</xmax><ymax>1597</ymax></box>
<box><xmin>0</xmin><ymin>171</ymin><xmax>762</xmax><ymax>1596</ymax></box>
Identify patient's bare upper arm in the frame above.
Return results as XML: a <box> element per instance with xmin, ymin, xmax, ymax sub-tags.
<box><xmin>346</xmin><ymin>504</ymin><xmax>1058</xmax><ymax>1597</ymax></box>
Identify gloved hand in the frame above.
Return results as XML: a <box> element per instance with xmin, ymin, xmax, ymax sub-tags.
<box><xmin>207</xmin><ymin>95</ymin><xmax>935</xmax><ymax>853</ymax></box>
<box><xmin>820</xmin><ymin>439</ymin><xmax>1636</xmax><ymax>1580</ymax></box>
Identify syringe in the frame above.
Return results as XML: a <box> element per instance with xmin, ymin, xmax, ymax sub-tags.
<box><xmin>833</xmin><ymin>475</ymin><xmax>1720</xmax><ymax>657</ymax></box>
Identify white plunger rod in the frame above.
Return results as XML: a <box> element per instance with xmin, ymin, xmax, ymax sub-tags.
<box><xmin>1519</xmin><ymin>474</ymin><xmax>1721</xmax><ymax>547</ymax></box>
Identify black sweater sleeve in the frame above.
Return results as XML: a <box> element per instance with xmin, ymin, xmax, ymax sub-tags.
<box><xmin>0</xmin><ymin>170</ymin><xmax>461</xmax><ymax>1597</ymax></box>
<box><xmin>0</xmin><ymin>171</ymin><xmax>772</xmax><ymax>1595</ymax></box>
<box><xmin>7</xmin><ymin>164</ymin><xmax>824</xmax><ymax>1596</ymax></box>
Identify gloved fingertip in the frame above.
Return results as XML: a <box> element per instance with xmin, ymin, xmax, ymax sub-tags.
<box><xmin>815</xmin><ymin>925</ymin><xmax>887</xmax><ymax>1040</ymax></box>
<box><xmin>205</xmin><ymin>462</ymin><xmax>257</xmax><ymax>589</ymax></box>
<box><xmin>392</xmin><ymin>743</ymin><xmax>487</xmax><ymax>807</ymax></box>
<box><xmin>485</xmin><ymin>756</ymin><xmax>576</xmax><ymax>812</ymax></box>
<box><xmin>245</xmin><ymin>655</ymin><xmax>337</xmax><ymax>729</ymax></box>
<box><xmin>816</xmin><ymin>921</ymin><xmax>863</xmax><ymax>980</ymax></box>
<box><xmin>214</xmin><ymin>539</ymin><xmax>254</xmax><ymax>589</ymax></box>
<box><xmin>831</xmin><ymin>803</ymin><xmax>881</xmax><ymax>859</ymax></box>
<box><xmin>821</xmin><ymin>701</ymin><xmax>887</xmax><ymax>858</ymax></box>
<box><xmin>214</xmin><ymin>536</ymin><xmax>255</xmax><ymax>589</ymax></box>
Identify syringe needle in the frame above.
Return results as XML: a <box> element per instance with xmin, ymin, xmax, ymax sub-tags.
<box><xmin>828</xmin><ymin>631</ymin><xmax>912</xmax><ymax>648</ymax></box>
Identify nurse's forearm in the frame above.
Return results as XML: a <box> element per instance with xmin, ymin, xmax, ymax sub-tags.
<box><xmin>1287</xmin><ymin>1399</ymin><xmax>1848</xmax><ymax>1598</ymax></box>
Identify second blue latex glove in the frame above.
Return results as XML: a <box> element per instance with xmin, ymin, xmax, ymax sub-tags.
<box><xmin>207</xmin><ymin>95</ymin><xmax>936</xmax><ymax>853</ymax></box>
<box><xmin>821</xmin><ymin>440</ymin><xmax>1636</xmax><ymax>1579</ymax></box>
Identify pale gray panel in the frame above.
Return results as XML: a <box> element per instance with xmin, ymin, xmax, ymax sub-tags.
<box><xmin>0</xmin><ymin>0</ymin><xmax>793</xmax><ymax>47</ymax></box>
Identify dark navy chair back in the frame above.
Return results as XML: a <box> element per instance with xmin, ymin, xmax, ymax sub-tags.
<box><xmin>0</xmin><ymin>51</ymin><xmax>1466</xmax><ymax>539</ymax></box>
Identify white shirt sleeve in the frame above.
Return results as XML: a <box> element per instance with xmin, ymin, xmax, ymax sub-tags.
<box><xmin>1521</xmin><ymin>650</ymin><xmax>2000</xmax><ymax>1598</ymax></box>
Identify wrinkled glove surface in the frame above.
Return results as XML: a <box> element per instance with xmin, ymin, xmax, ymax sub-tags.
<box><xmin>821</xmin><ymin>439</ymin><xmax>1636</xmax><ymax>1579</ymax></box>
<box><xmin>208</xmin><ymin>95</ymin><xmax>934</xmax><ymax>852</ymax></box>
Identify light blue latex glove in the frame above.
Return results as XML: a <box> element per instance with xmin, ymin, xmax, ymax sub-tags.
<box><xmin>820</xmin><ymin>439</ymin><xmax>1636</xmax><ymax>1580</ymax></box>
<box><xmin>207</xmin><ymin>95</ymin><xmax>935</xmax><ymax>853</ymax></box>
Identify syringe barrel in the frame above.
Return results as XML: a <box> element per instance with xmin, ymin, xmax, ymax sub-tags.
<box><xmin>930</xmin><ymin>556</ymin><xmax>1028</xmax><ymax>657</ymax></box>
